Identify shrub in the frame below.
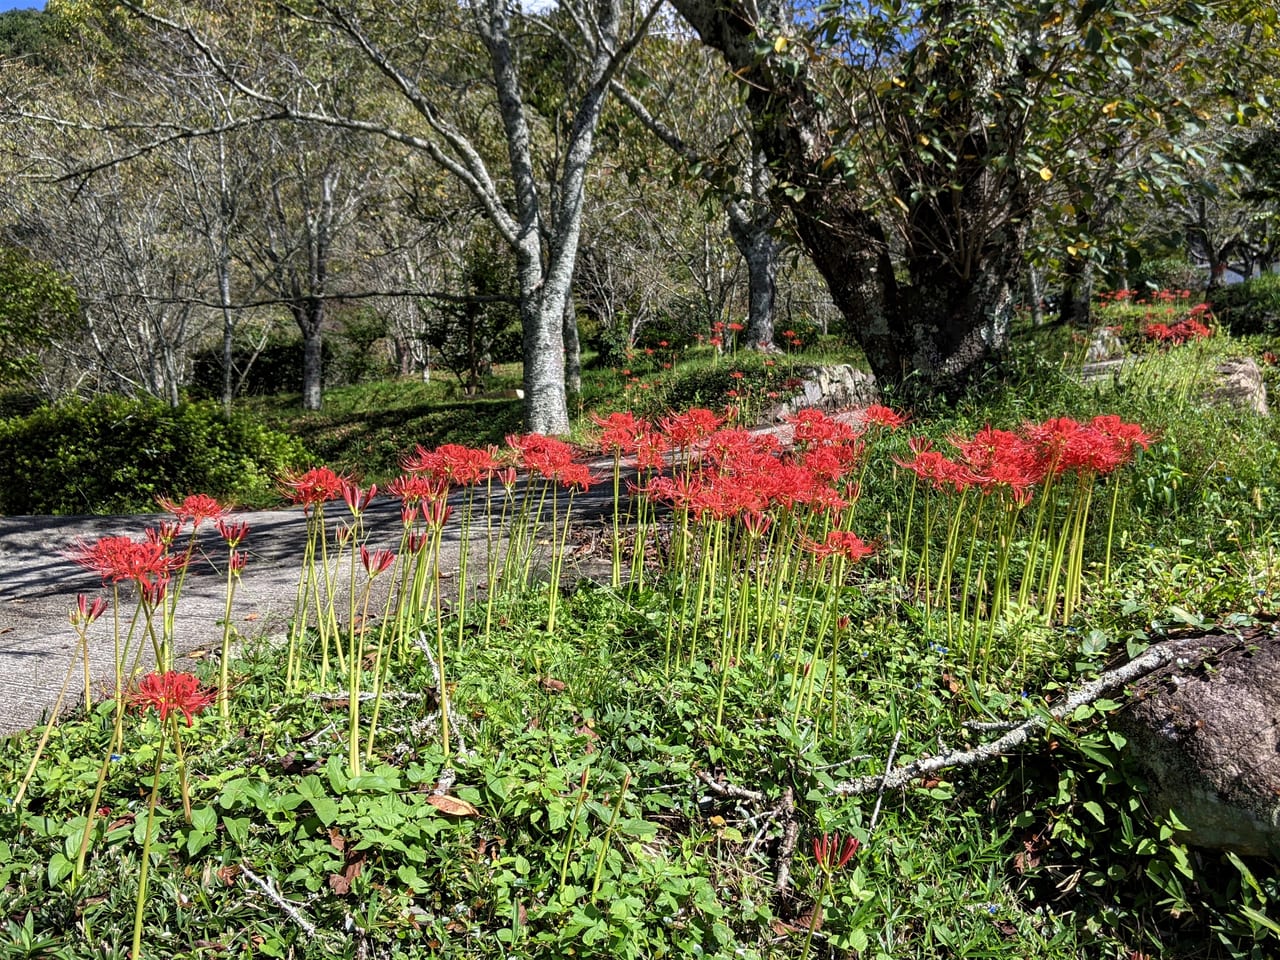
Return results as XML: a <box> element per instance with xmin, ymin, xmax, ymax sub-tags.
<box><xmin>1208</xmin><ymin>272</ymin><xmax>1280</xmax><ymax>336</ymax></box>
<box><xmin>0</xmin><ymin>395</ymin><xmax>306</xmax><ymax>514</ymax></box>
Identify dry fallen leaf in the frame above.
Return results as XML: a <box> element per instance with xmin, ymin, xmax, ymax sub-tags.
<box><xmin>539</xmin><ymin>676</ymin><xmax>566</xmax><ymax>692</ymax></box>
<box><xmin>428</xmin><ymin>794</ymin><xmax>480</xmax><ymax>817</ymax></box>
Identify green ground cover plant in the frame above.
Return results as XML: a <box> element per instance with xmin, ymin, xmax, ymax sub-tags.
<box><xmin>2</xmin><ymin>307</ymin><xmax>1279</xmax><ymax>959</ymax></box>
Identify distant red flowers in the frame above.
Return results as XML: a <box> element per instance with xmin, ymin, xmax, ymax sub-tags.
<box><xmin>130</xmin><ymin>671</ymin><xmax>214</xmax><ymax>726</ymax></box>
<box><xmin>1144</xmin><ymin>317</ymin><xmax>1212</xmax><ymax>344</ymax></box>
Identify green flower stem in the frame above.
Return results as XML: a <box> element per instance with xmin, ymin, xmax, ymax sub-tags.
<box><xmin>131</xmin><ymin>734</ymin><xmax>166</xmax><ymax>960</ymax></box>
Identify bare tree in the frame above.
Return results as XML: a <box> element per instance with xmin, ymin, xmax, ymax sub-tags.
<box><xmin>106</xmin><ymin>0</ymin><xmax>660</xmax><ymax>433</ymax></box>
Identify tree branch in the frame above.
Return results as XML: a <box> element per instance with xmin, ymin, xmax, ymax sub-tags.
<box><xmin>832</xmin><ymin>637</ymin><xmax>1195</xmax><ymax>796</ymax></box>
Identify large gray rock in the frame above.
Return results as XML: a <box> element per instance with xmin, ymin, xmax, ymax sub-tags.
<box><xmin>1206</xmin><ymin>357</ymin><xmax>1270</xmax><ymax>416</ymax></box>
<box><xmin>769</xmin><ymin>365</ymin><xmax>879</xmax><ymax>420</ymax></box>
<box><xmin>1112</xmin><ymin>624</ymin><xmax>1280</xmax><ymax>856</ymax></box>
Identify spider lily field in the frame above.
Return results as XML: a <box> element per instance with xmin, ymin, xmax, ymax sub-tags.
<box><xmin>3</xmin><ymin>351</ymin><xmax>1280</xmax><ymax>959</ymax></box>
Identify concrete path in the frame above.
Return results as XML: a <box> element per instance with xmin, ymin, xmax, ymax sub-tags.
<box><xmin>0</xmin><ymin>487</ymin><xmax>613</xmax><ymax>736</ymax></box>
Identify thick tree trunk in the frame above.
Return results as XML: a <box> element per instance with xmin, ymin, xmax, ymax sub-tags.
<box><xmin>728</xmin><ymin>216</ymin><xmax>778</xmax><ymax>350</ymax></box>
<box><xmin>522</xmin><ymin>298</ymin><xmax>569</xmax><ymax>435</ymax></box>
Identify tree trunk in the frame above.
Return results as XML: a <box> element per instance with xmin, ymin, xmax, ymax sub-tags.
<box><xmin>218</xmin><ymin>259</ymin><xmax>235</xmax><ymax>416</ymax></box>
<box><xmin>1058</xmin><ymin>256</ymin><xmax>1093</xmax><ymax>327</ymax></box>
<box><xmin>522</xmin><ymin>297</ymin><xmax>569</xmax><ymax>435</ymax></box>
<box><xmin>1028</xmin><ymin>266</ymin><xmax>1046</xmax><ymax>326</ymax></box>
<box><xmin>296</xmin><ymin>299</ymin><xmax>324</xmax><ymax>411</ymax></box>
<box><xmin>728</xmin><ymin>215</ymin><xmax>778</xmax><ymax>350</ymax></box>
<box><xmin>563</xmin><ymin>291</ymin><xmax>581</xmax><ymax>395</ymax></box>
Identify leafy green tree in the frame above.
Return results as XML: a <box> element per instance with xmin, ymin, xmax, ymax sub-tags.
<box><xmin>669</xmin><ymin>0</ymin><xmax>1277</xmax><ymax>399</ymax></box>
<box><xmin>0</xmin><ymin>245</ymin><xmax>78</xmax><ymax>387</ymax></box>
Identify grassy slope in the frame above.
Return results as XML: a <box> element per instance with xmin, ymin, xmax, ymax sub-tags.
<box><xmin>2</xmin><ymin>319</ymin><xmax>1280</xmax><ymax>958</ymax></box>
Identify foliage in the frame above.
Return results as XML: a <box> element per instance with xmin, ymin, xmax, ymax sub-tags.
<box><xmin>0</xmin><ymin>395</ymin><xmax>305</xmax><ymax>514</ymax></box>
<box><xmin>0</xmin><ymin>246</ymin><xmax>79</xmax><ymax>387</ymax></box>
<box><xmin>3</xmin><ymin>327</ymin><xmax>1280</xmax><ymax>955</ymax></box>
<box><xmin>1209</xmin><ymin>273</ymin><xmax>1280</xmax><ymax>336</ymax></box>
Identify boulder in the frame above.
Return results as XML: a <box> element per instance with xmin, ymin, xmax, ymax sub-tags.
<box><xmin>1111</xmin><ymin>623</ymin><xmax>1280</xmax><ymax>856</ymax></box>
<box><xmin>769</xmin><ymin>365</ymin><xmax>879</xmax><ymax>420</ymax></box>
<box><xmin>1206</xmin><ymin>357</ymin><xmax>1269</xmax><ymax>416</ymax></box>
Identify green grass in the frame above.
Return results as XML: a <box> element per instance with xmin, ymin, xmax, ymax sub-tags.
<box><xmin>3</xmin><ymin>321</ymin><xmax>1280</xmax><ymax>958</ymax></box>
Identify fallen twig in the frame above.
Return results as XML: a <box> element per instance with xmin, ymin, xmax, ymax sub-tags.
<box><xmin>241</xmin><ymin>863</ymin><xmax>318</xmax><ymax>937</ymax></box>
<box><xmin>832</xmin><ymin>639</ymin><xmax>1188</xmax><ymax>796</ymax></box>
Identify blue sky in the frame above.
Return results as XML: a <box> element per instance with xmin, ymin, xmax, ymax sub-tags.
<box><xmin>0</xmin><ymin>1</ymin><xmax>44</xmax><ymax>10</ymax></box>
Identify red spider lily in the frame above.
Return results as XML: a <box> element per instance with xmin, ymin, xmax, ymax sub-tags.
<box><xmin>799</xmin><ymin>442</ymin><xmax>863</xmax><ymax>483</ymax></box>
<box><xmin>147</xmin><ymin>522</ymin><xmax>181</xmax><ymax>547</ymax></box>
<box><xmin>140</xmin><ymin>574</ymin><xmax>169</xmax><ymax>606</ymax></box>
<box><xmin>280</xmin><ymin>466</ymin><xmax>348</xmax><ymax>509</ymax></box>
<box><xmin>555</xmin><ymin>462</ymin><xmax>595</xmax><ymax>491</ymax></box>
<box><xmin>1089</xmin><ymin>415</ymin><xmax>1154</xmax><ymax>459</ymax></box>
<box><xmin>860</xmin><ymin>404</ymin><xmax>907</xmax><ymax>430</ymax></box>
<box><xmin>215</xmin><ymin>518</ymin><xmax>250</xmax><ymax>549</ymax></box>
<box><xmin>1144</xmin><ymin>318</ymin><xmax>1212</xmax><ymax>344</ymax></box>
<box><xmin>229</xmin><ymin>551</ymin><xmax>246</xmax><ymax>575</ymax></box>
<box><xmin>634</xmin><ymin>430</ymin><xmax>668</xmax><ymax>471</ymax></box>
<box><xmin>506</xmin><ymin>433</ymin><xmax>578</xmax><ymax>478</ymax></box>
<box><xmin>1024</xmin><ymin>417</ymin><xmax>1135</xmax><ymax>476</ymax></box>
<box><xmin>130</xmin><ymin>671</ymin><xmax>214</xmax><ymax>726</ymax></box>
<box><xmin>949</xmin><ymin>426</ymin><xmax>1045</xmax><ymax>502</ymax></box>
<box><xmin>359</xmin><ymin>545</ymin><xmax>396</xmax><ymax>577</ymax></box>
<box><xmin>157</xmin><ymin>493</ymin><xmax>228</xmax><ymax>529</ymax></box>
<box><xmin>727</xmin><ymin>322</ymin><xmax>745</xmax><ymax>333</ymax></box>
<box><xmin>407</xmin><ymin>531</ymin><xmax>431</xmax><ymax>553</ymax></box>
<box><xmin>71</xmin><ymin>595</ymin><xmax>108</xmax><ymax>626</ymax></box>
<box><xmin>742</xmin><ymin>511</ymin><xmax>773</xmax><ymax>538</ymax></box>
<box><xmin>659</xmin><ymin>408</ymin><xmax>725</xmax><ymax>449</ymax></box>
<box><xmin>342</xmin><ymin>481</ymin><xmax>378</xmax><ymax>517</ymax></box>
<box><xmin>893</xmin><ymin>447</ymin><xmax>975</xmax><ymax>492</ymax></box>
<box><xmin>804</xmin><ymin>530</ymin><xmax>875</xmax><ymax>562</ymax></box>
<box><xmin>401</xmin><ymin>503</ymin><xmax>420</xmax><ymax>527</ymax></box>
<box><xmin>496</xmin><ymin>466</ymin><xmax>518</xmax><ymax>488</ymax></box>
<box><xmin>388</xmin><ymin>473</ymin><xmax>448</xmax><ymax>506</ymax></box>
<box><xmin>404</xmin><ymin>444</ymin><xmax>499</xmax><ymax>486</ymax></box>
<box><xmin>789</xmin><ymin>408</ymin><xmax>860</xmax><ymax>446</ymax></box>
<box><xmin>591</xmin><ymin>411</ymin><xmax>651</xmax><ymax>455</ymax></box>
<box><xmin>69</xmin><ymin>535</ymin><xmax>184</xmax><ymax>585</ymax></box>
<box><xmin>813</xmin><ymin>832</ymin><xmax>861</xmax><ymax>873</ymax></box>
<box><xmin>423</xmin><ymin>498</ymin><xmax>453</xmax><ymax>528</ymax></box>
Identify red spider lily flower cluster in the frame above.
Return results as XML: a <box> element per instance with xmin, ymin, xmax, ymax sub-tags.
<box><xmin>71</xmin><ymin>595</ymin><xmax>108</xmax><ymax>626</ymax></box>
<box><xmin>130</xmin><ymin>671</ymin><xmax>215</xmax><ymax>726</ymax></box>
<box><xmin>813</xmin><ymin>832</ymin><xmax>861</xmax><ymax>873</ymax></box>
<box><xmin>403</xmin><ymin>443</ymin><xmax>499</xmax><ymax>486</ymax></box>
<box><xmin>506</xmin><ymin>434</ymin><xmax>594</xmax><ymax>489</ymax></box>
<box><xmin>860</xmin><ymin>404</ymin><xmax>908</xmax><ymax>430</ymax></box>
<box><xmin>804</xmin><ymin>530</ymin><xmax>876</xmax><ymax>563</ymax></box>
<box><xmin>1144</xmin><ymin>317</ymin><xmax>1212</xmax><ymax>344</ymax></box>
<box><xmin>896</xmin><ymin>415</ymin><xmax>1153</xmax><ymax>498</ymax></box>
<box><xmin>69</xmin><ymin>535</ymin><xmax>186</xmax><ymax>585</ymax></box>
<box><xmin>280</xmin><ymin>466</ymin><xmax>349</xmax><ymax>510</ymax></box>
<box><xmin>591</xmin><ymin>411</ymin><xmax>657</xmax><ymax>458</ymax></box>
<box><xmin>157</xmin><ymin>493</ymin><xmax>228</xmax><ymax>529</ymax></box>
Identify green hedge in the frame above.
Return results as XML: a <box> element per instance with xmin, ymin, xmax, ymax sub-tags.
<box><xmin>0</xmin><ymin>395</ymin><xmax>306</xmax><ymax>515</ymax></box>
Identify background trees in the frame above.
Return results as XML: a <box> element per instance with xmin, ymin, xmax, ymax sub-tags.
<box><xmin>0</xmin><ymin>0</ymin><xmax>1274</xmax><ymax>421</ymax></box>
<box><xmin>669</xmin><ymin>0</ymin><xmax>1277</xmax><ymax>398</ymax></box>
